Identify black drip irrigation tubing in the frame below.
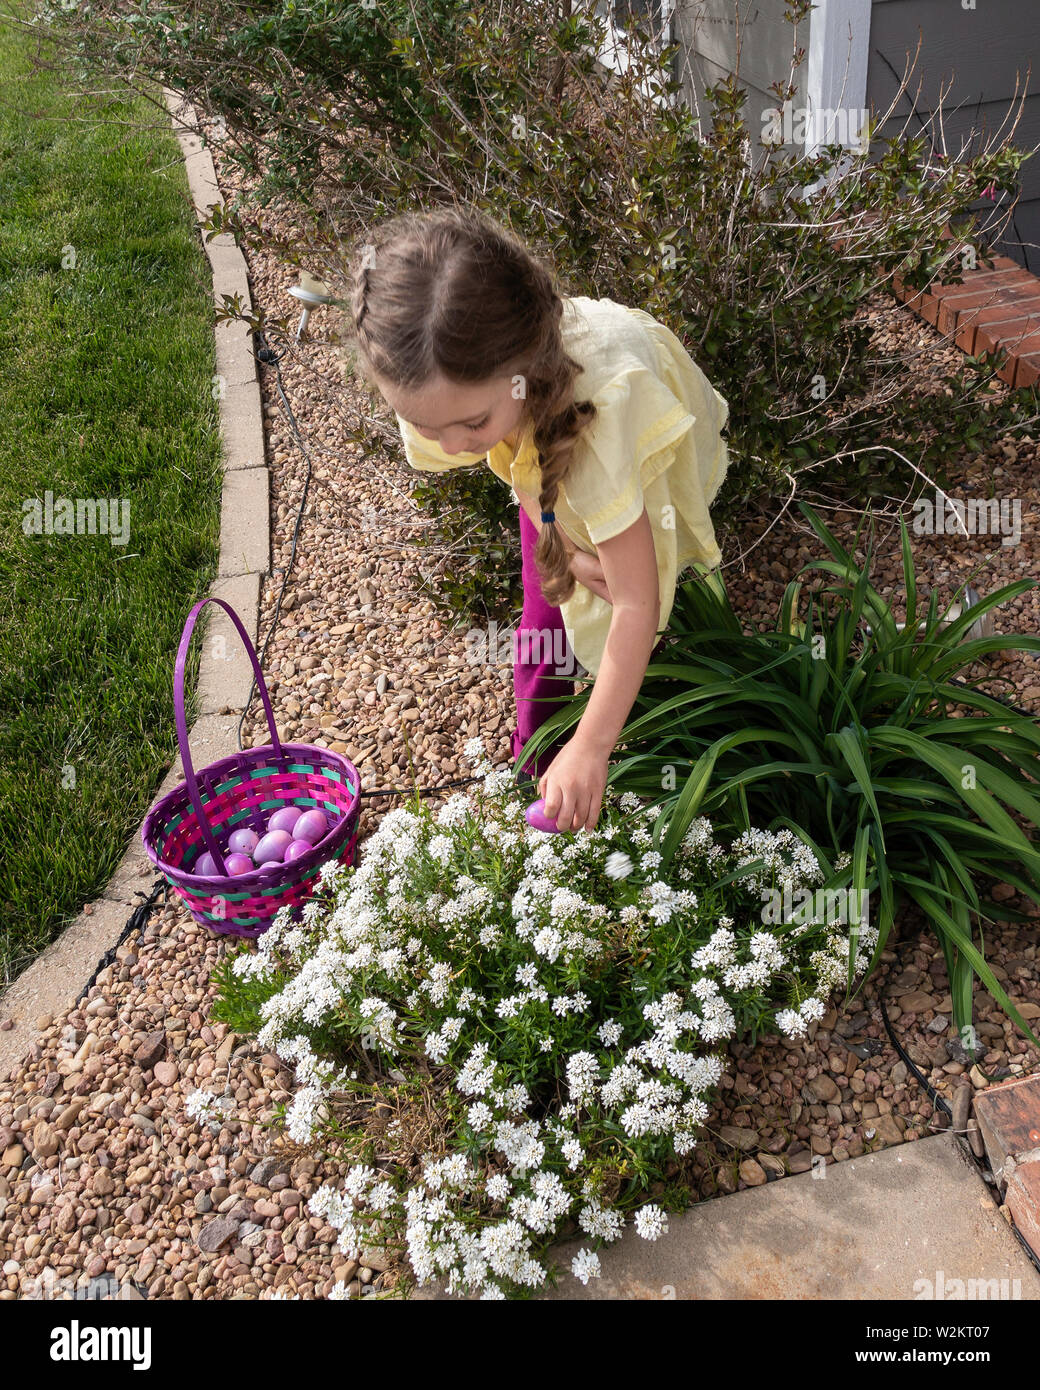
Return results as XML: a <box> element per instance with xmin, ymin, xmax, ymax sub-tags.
<box><xmin>877</xmin><ymin>946</ymin><xmax>1040</xmax><ymax>1279</ymax></box>
<box><xmin>49</xmin><ymin>329</ymin><xmax>1040</xmax><ymax>1275</ymax></box>
<box><xmin>73</xmin><ymin>877</ymin><xmax>168</xmax><ymax>1008</ymax></box>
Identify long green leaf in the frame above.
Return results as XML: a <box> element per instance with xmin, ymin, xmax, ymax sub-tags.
<box><xmin>872</xmin><ymin>727</ymin><xmax>1038</xmax><ymax>855</ymax></box>
<box><xmin>902</xmin><ymin>881</ymin><xmax>1039</xmax><ymax>1048</ymax></box>
<box><xmin>659</xmin><ymin>747</ymin><xmax>720</xmax><ymax>866</ymax></box>
<box><xmin>845</xmin><ymin>823</ymin><xmax>871</xmax><ymax>997</ymax></box>
<box><xmin>828</xmin><ymin>725</ymin><xmax>885</xmax><ymax>848</ymax></box>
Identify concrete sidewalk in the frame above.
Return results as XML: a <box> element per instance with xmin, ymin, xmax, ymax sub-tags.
<box><xmin>415</xmin><ymin>1133</ymin><xmax>1040</xmax><ymax>1300</ymax></box>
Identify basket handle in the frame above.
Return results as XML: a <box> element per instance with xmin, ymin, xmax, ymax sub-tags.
<box><xmin>174</xmin><ymin>596</ymin><xmax>285</xmax><ymax>874</ymax></box>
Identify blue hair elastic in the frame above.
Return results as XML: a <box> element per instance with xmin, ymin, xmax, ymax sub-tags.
<box><xmin>541</xmin><ymin>511</ymin><xmax>555</xmax><ymax>523</ymax></box>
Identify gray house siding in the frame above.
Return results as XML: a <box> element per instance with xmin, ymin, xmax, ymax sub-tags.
<box><xmin>868</xmin><ymin>0</ymin><xmax>1039</xmax><ymax>272</ymax></box>
<box><xmin>671</xmin><ymin>2</ymin><xmax>816</xmax><ymax>160</ymax></box>
<box><xmin>669</xmin><ymin>0</ymin><xmax>1039</xmax><ymax>271</ymax></box>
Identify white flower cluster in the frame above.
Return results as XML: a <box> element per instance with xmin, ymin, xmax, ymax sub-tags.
<box><xmin>184</xmin><ymin>1089</ymin><xmax>235</xmax><ymax>1131</ymax></box>
<box><xmin>731</xmin><ymin>827</ymin><xmax>824</xmax><ymax>893</ymax></box>
<box><xmin>509</xmin><ymin>1171</ymin><xmax>572</xmax><ymax>1234</ymax></box>
<box><xmin>200</xmin><ymin>776</ymin><xmax>871</xmax><ymax>1299</ymax></box>
<box><xmin>566</xmin><ymin>1051</ymin><xmax>599</xmax><ymax>1105</ymax></box>
<box><xmin>634</xmin><ymin>1203</ymin><xmax>669</xmax><ymax>1241</ymax></box>
<box><xmin>571</xmin><ymin>1248</ymin><xmax>601</xmax><ymax>1284</ymax></box>
<box><xmin>604</xmin><ymin>850</ymin><xmax>633</xmax><ymax>880</ymax></box>
<box><xmin>457</xmin><ymin>1042</ymin><xmax>496</xmax><ymax>1097</ymax></box>
<box><xmin>775</xmin><ymin>995</ymin><xmax>828</xmax><ymax>1040</ymax></box>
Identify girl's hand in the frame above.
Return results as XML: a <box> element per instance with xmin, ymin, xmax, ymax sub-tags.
<box><xmin>539</xmin><ymin>736</ymin><xmax>609</xmax><ymax>833</ymax></box>
<box><xmin>568</xmin><ymin>548</ymin><xmax>612</xmax><ymax>605</ymax></box>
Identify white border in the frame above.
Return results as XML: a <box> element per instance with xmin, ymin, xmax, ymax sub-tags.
<box><xmin>802</xmin><ymin>0</ymin><xmax>873</xmax><ymax>196</ymax></box>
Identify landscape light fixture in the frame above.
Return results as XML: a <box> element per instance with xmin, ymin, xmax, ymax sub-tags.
<box><xmin>287</xmin><ymin>270</ymin><xmax>339</xmax><ymax>342</ymax></box>
<box><xmin>866</xmin><ymin>584</ymin><xmax>995</xmax><ymax>643</ymax></box>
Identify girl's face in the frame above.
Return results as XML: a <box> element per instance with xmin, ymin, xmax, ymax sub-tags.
<box><xmin>374</xmin><ymin>368</ymin><xmax>528</xmax><ymax>457</ymax></box>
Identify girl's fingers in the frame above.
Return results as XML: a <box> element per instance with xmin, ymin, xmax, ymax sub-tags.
<box><xmin>570</xmin><ymin>794</ymin><xmax>591</xmax><ymax>833</ymax></box>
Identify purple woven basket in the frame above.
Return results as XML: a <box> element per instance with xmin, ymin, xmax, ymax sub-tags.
<box><xmin>141</xmin><ymin>596</ymin><xmax>362</xmax><ymax>937</ymax></box>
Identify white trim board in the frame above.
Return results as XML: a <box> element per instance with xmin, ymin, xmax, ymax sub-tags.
<box><xmin>589</xmin><ymin>0</ymin><xmax>678</xmax><ymax>109</ymax></box>
<box><xmin>802</xmin><ymin>0</ymin><xmax>873</xmax><ymax>196</ymax></box>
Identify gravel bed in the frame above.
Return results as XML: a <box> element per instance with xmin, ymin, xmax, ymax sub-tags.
<box><xmin>0</xmin><ymin>899</ymin><xmax>396</xmax><ymax>1300</ymax></box>
<box><xmin>2</xmin><ymin>115</ymin><xmax>1039</xmax><ymax>1295</ymax></box>
<box><xmin>696</xmin><ymin>925</ymin><xmax>1040</xmax><ymax>1195</ymax></box>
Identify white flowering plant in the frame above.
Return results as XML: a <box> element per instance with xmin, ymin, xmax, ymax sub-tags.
<box><xmin>205</xmin><ymin>740</ymin><xmax>876</xmax><ymax>1299</ymax></box>
<box><xmin>567</xmin><ymin>503</ymin><xmax>1040</xmax><ymax>1051</ymax></box>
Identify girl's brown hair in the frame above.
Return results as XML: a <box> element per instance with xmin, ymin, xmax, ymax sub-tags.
<box><xmin>341</xmin><ymin>204</ymin><xmax>596</xmax><ymax>606</ymax></box>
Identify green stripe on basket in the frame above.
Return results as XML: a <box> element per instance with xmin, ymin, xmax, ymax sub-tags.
<box><xmin>237</xmin><ymin>767</ymin><xmax>290</xmax><ymax>787</ymax></box>
<box><xmin>316</xmin><ymin>768</ymin><xmax>358</xmax><ymax>796</ymax></box>
<box><xmin>179</xmin><ymin>886</ymin><xmax>252</xmax><ymax>903</ymax></box>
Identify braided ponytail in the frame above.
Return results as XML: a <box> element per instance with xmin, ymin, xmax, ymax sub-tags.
<box><xmin>352</xmin><ymin>250</ymin><xmax>374</xmax><ymax>338</ymax></box>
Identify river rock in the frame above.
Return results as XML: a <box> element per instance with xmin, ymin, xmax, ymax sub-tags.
<box><xmin>808</xmin><ymin>1075</ymin><xmax>840</xmax><ymax>1103</ymax></box>
<box><xmin>739</xmin><ymin>1159</ymin><xmax>767</xmax><ymax>1187</ymax></box>
<box><xmin>718</xmin><ymin>1125</ymin><xmax>759</xmax><ymax>1152</ymax></box>
<box><xmin>197</xmin><ymin>1217</ymin><xmax>240</xmax><ymax>1253</ymax></box>
<box><xmin>896</xmin><ymin>992</ymin><xmax>934</xmax><ymax>1015</ymax></box>
<box><xmin>132</xmin><ymin>1031</ymin><xmax>166</xmax><ymax>1070</ymax></box>
<box><xmin>873</xmin><ymin>1114</ymin><xmax>904</xmax><ymax>1145</ymax></box>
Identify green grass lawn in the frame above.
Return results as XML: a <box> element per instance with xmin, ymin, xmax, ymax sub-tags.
<box><xmin>0</xmin><ymin>5</ymin><xmax>224</xmax><ymax>982</ymax></box>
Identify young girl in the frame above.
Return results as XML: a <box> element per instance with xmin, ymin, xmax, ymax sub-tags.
<box><xmin>345</xmin><ymin>206</ymin><xmax>730</xmax><ymax>834</ymax></box>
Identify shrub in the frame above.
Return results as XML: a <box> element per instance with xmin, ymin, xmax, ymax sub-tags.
<box><xmin>29</xmin><ymin>0</ymin><xmax>1039</xmax><ymax>624</ymax></box>
<box><xmin>204</xmin><ymin>745</ymin><xmax>876</xmax><ymax>1298</ymax></box>
<box><xmin>521</xmin><ymin>503</ymin><xmax>1040</xmax><ymax>1050</ymax></box>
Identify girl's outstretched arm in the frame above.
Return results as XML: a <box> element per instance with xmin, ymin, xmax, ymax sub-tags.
<box><xmin>540</xmin><ymin>507</ymin><xmax>661</xmax><ymax>832</ymax></box>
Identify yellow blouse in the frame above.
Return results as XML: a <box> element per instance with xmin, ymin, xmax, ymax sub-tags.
<box><xmin>394</xmin><ymin>295</ymin><xmax>731</xmax><ymax>678</ymax></box>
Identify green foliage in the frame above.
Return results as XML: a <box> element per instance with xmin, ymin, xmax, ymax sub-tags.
<box><xmin>526</xmin><ymin>503</ymin><xmax>1040</xmax><ymax>1048</ymax></box>
<box><xmin>408</xmin><ymin>466</ymin><xmax>523</xmax><ymax>624</ymax></box>
<box><xmin>32</xmin><ymin>0</ymin><xmax>1038</xmax><ymax>624</ymax></box>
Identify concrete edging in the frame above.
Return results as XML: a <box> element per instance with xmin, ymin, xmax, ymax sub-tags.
<box><xmin>0</xmin><ymin>88</ymin><xmax>270</xmax><ymax>1082</ymax></box>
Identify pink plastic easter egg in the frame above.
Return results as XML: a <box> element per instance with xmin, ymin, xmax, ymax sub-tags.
<box><xmin>256</xmin><ymin>861</ymin><xmax>281</xmax><ymax>874</ymax></box>
<box><xmin>195</xmin><ymin>851</ymin><xmax>219</xmax><ymax>876</ymax></box>
<box><xmin>268</xmin><ymin>806</ymin><xmax>303</xmax><ymax>835</ymax></box>
<box><xmin>525</xmin><ymin>798</ymin><xmax>561</xmax><ymax>834</ymax></box>
<box><xmin>228</xmin><ymin>827</ymin><xmax>260</xmax><ymax>856</ymax></box>
<box><xmin>293</xmin><ymin>809</ymin><xmax>328</xmax><ymax>844</ymax></box>
<box><xmin>254</xmin><ymin>829</ymin><xmax>293</xmax><ymax>863</ymax></box>
<box><xmin>224</xmin><ymin>852</ymin><xmax>256</xmax><ymax>876</ymax></box>
<box><xmin>284</xmin><ymin>838</ymin><xmax>313</xmax><ymax>863</ymax></box>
